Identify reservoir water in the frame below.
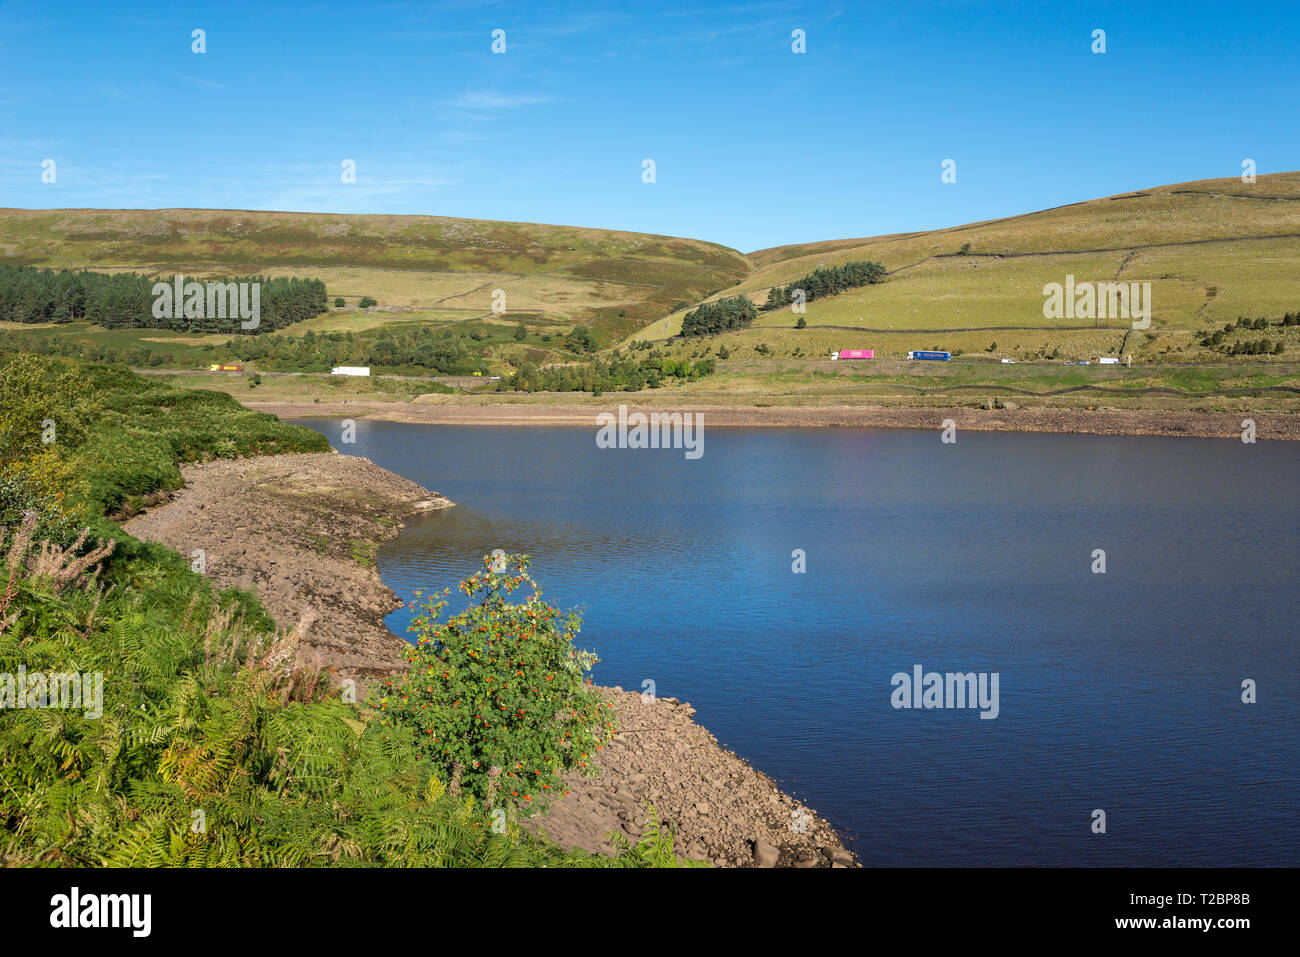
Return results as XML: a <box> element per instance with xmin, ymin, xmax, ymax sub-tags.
<box><xmin>290</xmin><ymin>418</ymin><xmax>1299</xmax><ymax>866</ymax></box>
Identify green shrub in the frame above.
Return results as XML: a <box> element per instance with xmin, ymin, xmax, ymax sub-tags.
<box><xmin>73</xmin><ymin>427</ymin><xmax>181</xmax><ymax>514</ymax></box>
<box><xmin>565</xmin><ymin>325</ymin><xmax>598</xmax><ymax>354</ymax></box>
<box><xmin>375</xmin><ymin>555</ymin><xmax>614</xmax><ymax>809</ymax></box>
<box><xmin>0</xmin><ymin>356</ymin><xmax>328</xmax><ymax>517</ymax></box>
<box><xmin>0</xmin><ymin>454</ymin><xmax>88</xmax><ymax>543</ymax></box>
<box><xmin>0</xmin><ymin>354</ymin><xmax>101</xmax><ymax>463</ymax></box>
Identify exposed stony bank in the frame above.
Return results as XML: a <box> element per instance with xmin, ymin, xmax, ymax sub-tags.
<box><xmin>121</xmin><ymin>452</ymin><xmax>856</xmax><ymax>867</ymax></box>
<box><xmin>524</xmin><ymin>687</ymin><xmax>854</xmax><ymax>867</ymax></box>
<box><xmin>246</xmin><ymin>397</ymin><xmax>1300</xmax><ymax>440</ymax></box>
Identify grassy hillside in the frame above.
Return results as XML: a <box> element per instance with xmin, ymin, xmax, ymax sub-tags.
<box><xmin>0</xmin><ymin>208</ymin><xmax>750</xmax><ymax>343</ymax></box>
<box><xmin>5</xmin><ymin>174</ymin><xmax>1299</xmax><ymax>389</ymax></box>
<box><xmin>634</xmin><ymin>172</ymin><xmax>1300</xmax><ymax>364</ymax></box>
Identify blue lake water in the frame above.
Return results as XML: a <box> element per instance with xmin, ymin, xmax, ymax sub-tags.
<box><xmin>290</xmin><ymin>418</ymin><xmax>1299</xmax><ymax>866</ymax></box>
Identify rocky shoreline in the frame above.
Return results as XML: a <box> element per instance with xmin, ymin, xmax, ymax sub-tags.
<box><xmin>247</xmin><ymin>398</ymin><xmax>1300</xmax><ymax>440</ymax></box>
<box><xmin>122</xmin><ymin>453</ymin><xmax>451</xmax><ymax>687</ymax></box>
<box><xmin>526</xmin><ymin>686</ymin><xmax>855</xmax><ymax>867</ymax></box>
<box><xmin>121</xmin><ymin>451</ymin><xmax>856</xmax><ymax>867</ymax></box>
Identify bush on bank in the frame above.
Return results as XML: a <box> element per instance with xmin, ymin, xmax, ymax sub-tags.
<box><xmin>375</xmin><ymin>555</ymin><xmax>614</xmax><ymax>808</ymax></box>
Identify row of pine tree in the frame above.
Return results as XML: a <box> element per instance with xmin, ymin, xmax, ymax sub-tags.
<box><xmin>0</xmin><ymin>266</ymin><xmax>326</xmax><ymax>333</ymax></box>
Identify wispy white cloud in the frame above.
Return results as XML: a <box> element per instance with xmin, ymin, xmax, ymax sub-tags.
<box><xmin>0</xmin><ymin>154</ymin><xmax>459</xmax><ymax>215</ymax></box>
<box><xmin>239</xmin><ymin>162</ymin><xmax>459</xmax><ymax>213</ymax></box>
<box><xmin>442</xmin><ymin>90</ymin><xmax>552</xmax><ymax>110</ymax></box>
<box><xmin>176</xmin><ymin>74</ymin><xmax>229</xmax><ymax>90</ymax></box>
<box><xmin>439</xmin><ymin>129</ymin><xmax>490</xmax><ymax>144</ymax></box>
<box><xmin>0</xmin><ymin>138</ymin><xmax>57</xmax><ymax>154</ymax></box>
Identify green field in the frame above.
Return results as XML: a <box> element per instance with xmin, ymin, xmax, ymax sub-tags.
<box><xmin>632</xmin><ymin>172</ymin><xmax>1300</xmax><ymax>362</ymax></box>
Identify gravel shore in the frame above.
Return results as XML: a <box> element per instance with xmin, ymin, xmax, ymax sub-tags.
<box><xmin>247</xmin><ymin>398</ymin><xmax>1300</xmax><ymax>440</ymax></box>
<box><xmin>122</xmin><ymin>453</ymin><xmax>450</xmax><ymax>687</ymax></box>
<box><xmin>121</xmin><ymin>451</ymin><xmax>856</xmax><ymax>867</ymax></box>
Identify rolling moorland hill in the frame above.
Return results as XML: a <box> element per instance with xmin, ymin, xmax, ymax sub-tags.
<box><xmin>0</xmin><ymin>207</ymin><xmax>750</xmax><ymax>344</ymax></box>
<box><xmin>634</xmin><ymin>171</ymin><xmax>1300</xmax><ymax>364</ymax></box>
<box><xmin>3</xmin><ymin>173</ymin><xmax>1299</xmax><ymax>373</ymax></box>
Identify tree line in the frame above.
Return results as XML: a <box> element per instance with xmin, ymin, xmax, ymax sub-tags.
<box><xmin>675</xmin><ymin>259</ymin><xmax>886</xmax><ymax>338</ymax></box>
<box><xmin>2</xmin><ymin>321</ymin><xmax>613</xmax><ymax>378</ymax></box>
<box><xmin>762</xmin><ymin>259</ymin><xmax>886</xmax><ymax>310</ymax></box>
<box><xmin>0</xmin><ymin>265</ymin><xmax>327</xmax><ymax>333</ymax></box>
<box><xmin>679</xmin><ymin>296</ymin><xmax>758</xmax><ymax>337</ymax></box>
<box><xmin>224</xmin><ymin>326</ymin><xmax>484</xmax><ymax>374</ymax></box>
<box><xmin>1199</xmin><ymin>312</ymin><xmax>1297</xmax><ymax>354</ymax></box>
<box><xmin>507</xmin><ymin>354</ymin><xmax>716</xmax><ymax>393</ymax></box>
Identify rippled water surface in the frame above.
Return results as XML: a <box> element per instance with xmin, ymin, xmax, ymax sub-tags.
<box><xmin>291</xmin><ymin>418</ymin><xmax>1299</xmax><ymax>865</ymax></box>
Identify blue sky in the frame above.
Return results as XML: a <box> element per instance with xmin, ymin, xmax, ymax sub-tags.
<box><xmin>1</xmin><ymin>0</ymin><xmax>1296</xmax><ymax>251</ymax></box>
